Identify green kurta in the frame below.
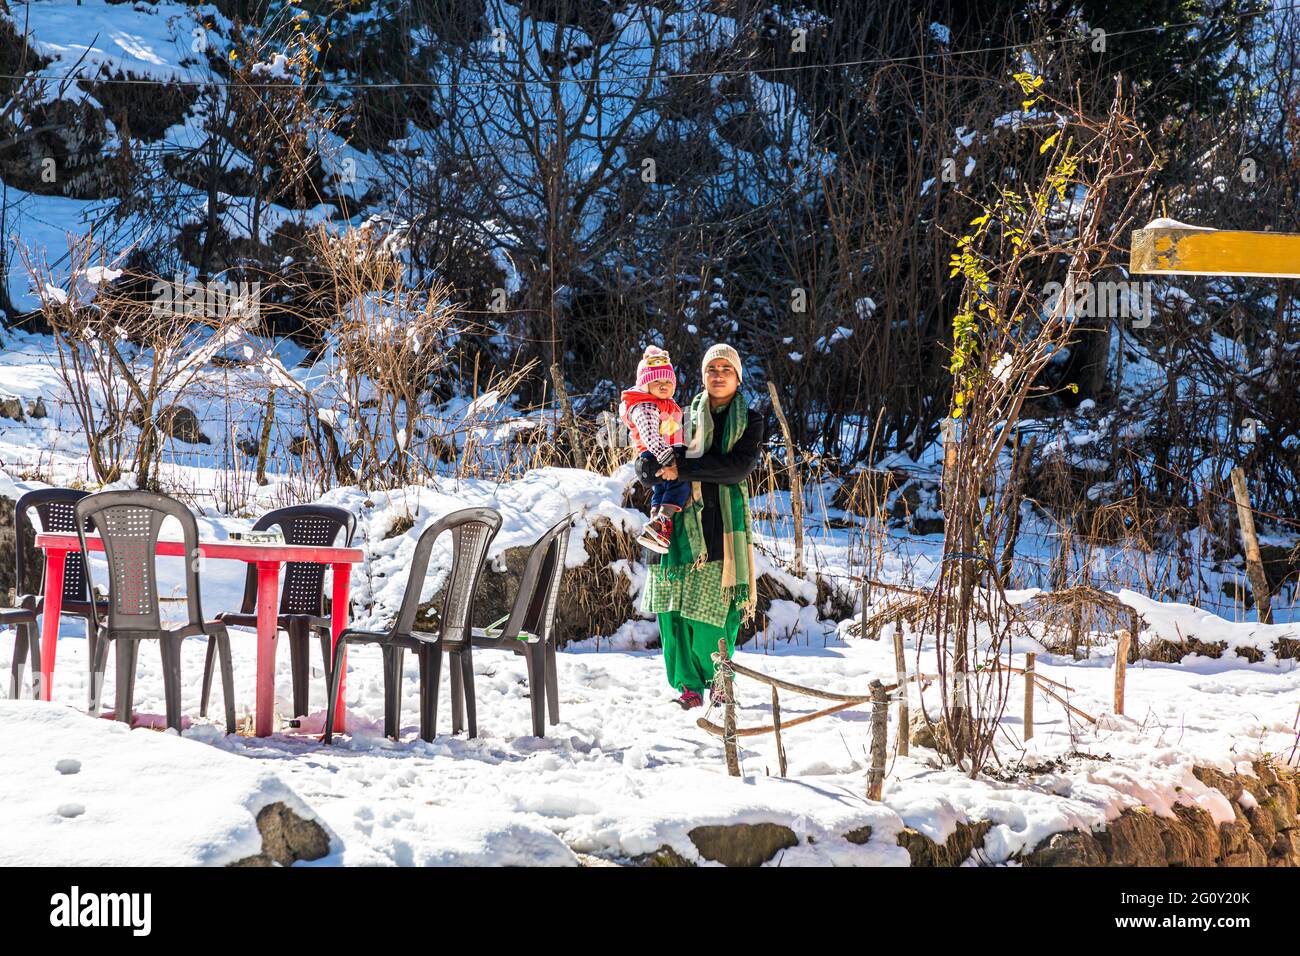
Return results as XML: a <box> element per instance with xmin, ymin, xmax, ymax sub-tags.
<box><xmin>642</xmin><ymin>561</ymin><xmax>741</xmax><ymax>692</ymax></box>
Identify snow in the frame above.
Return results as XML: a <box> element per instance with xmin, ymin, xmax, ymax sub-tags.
<box><xmin>24</xmin><ymin>0</ymin><xmax>208</xmax><ymax>86</ymax></box>
<box><xmin>1115</xmin><ymin>589</ymin><xmax>1299</xmax><ymax>660</ymax></box>
<box><xmin>1143</xmin><ymin>218</ymin><xmax>1216</xmax><ymax>231</ymax></box>
<box><xmin>2</xmin><ymin>583</ymin><xmax>1296</xmax><ymax>865</ymax></box>
<box><xmin>0</xmin><ymin>700</ymin><xmax>324</xmax><ymax>866</ymax></box>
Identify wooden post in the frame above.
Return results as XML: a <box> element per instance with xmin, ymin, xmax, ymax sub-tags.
<box><xmin>255</xmin><ymin>386</ymin><xmax>275</xmax><ymax>486</ymax></box>
<box><xmin>1023</xmin><ymin>652</ymin><xmax>1035</xmax><ymax>741</ymax></box>
<box><xmin>719</xmin><ymin>638</ymin><xmax>740</xmax><ymax>777</ymax></box>
<box><xmin>550</xmin><ymin>362</ymin><xmax>587</xmax><ymax>470</ymax></box>
<box><xmin>1229</xmin><ymin>466</ymin><xmax>1273</xmax><ymax>624</ymax></box>
<box><xmin>867</xmin><ymin>680</ymin><xmax>887</xmax><ymax>801</ymax></box>
<box><xmin>766</xmin><ymin>382</ymin><xmax>804</xmax><ymax>578</ymax></box>
<box><xmin>941</xmin><ymin>418</ymin><xmax>958</xmax><ymax>515</ymax></box>
<box><xmin>770</xmin><ymin>685</ymin><xmax>788</xmax><ymax>778</ymax></box>
<box><xmin>893</xmin><ymin>626</ymin><xmax>909</xmax><ymax>756</ymax></box>
<box><xmin>1113</xmin><ymin>629</ymin><xmax>1130</xmax><ymax>716</ymax></box>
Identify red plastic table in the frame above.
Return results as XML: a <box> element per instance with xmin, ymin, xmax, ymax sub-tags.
<box><xmin>35</xmin><ymin>532</ymin><xmax>365</xmax><ymax>737</ymax></box>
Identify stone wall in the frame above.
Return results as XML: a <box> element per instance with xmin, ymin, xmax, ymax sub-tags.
<box><xmin>627</xmin><ymin>760</ymin><xmax>1299</xmax><ymax>867</ymax></box>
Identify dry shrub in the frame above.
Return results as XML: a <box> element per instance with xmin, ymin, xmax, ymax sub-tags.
<box><xmin>1022</xmin><ymin>587</ymin><xmax>1142</xmax><ymax>656</ymax></box>
<box><xmin>555</xmin><ymin>517</ymin><xmax>642</xmax><ymax>646</ymax></box>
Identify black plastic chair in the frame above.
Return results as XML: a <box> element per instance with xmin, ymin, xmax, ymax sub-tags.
<box><xmin>200</xmin><ymin>504</ymin><xmax>357</xmax><ymax>720</ymax></box>
<box><xmin>466</xmin><ymin>514</ymin><xmax>574</xmax><ymax>737</ymax></box>
<box><xmin>76</xmin><ymin>490</ymin><xmax>236</xmax><ymax>733</ymax></box>
<box><xmin>10</xmin><ymin>488</ymin><xmax>107</xmax><ymax>701</ymax></box>
<box><xmin>2</xmin><ymin>606</ymin><xmax>39</xmax><ymax>699</ymax></box>
<box><xmin>324</xmin><ymin>507</ymin><xmax>501</xmax><ymax>744</ymax></box>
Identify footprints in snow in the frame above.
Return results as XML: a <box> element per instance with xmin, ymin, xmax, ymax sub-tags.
<box><xmin>56</xmin><ymin>758</ymin><xmax>84</xmax><ymax>819</ymax></box>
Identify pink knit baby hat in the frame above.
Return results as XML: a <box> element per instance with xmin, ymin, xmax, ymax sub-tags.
<box><xmin>636</xmin><ymin>345</ymin><xmax>676</xmax><ymax>388</ymax></box>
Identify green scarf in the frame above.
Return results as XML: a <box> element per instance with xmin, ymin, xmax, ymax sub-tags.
<box><xmin>661</xmin><ymin>390</ymin><xmax>757</xmax><ymax>619</ymax></box>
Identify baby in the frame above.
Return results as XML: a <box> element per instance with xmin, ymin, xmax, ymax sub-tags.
<box><xmin>620</xmin><ymin>345</ymin><xmax>689</xmax><ymax>553</ymax></box>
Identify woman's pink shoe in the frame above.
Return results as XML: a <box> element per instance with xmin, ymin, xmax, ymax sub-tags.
<box><xmin>674</xmin><ymin>689</ymin><xmax>703</xmax><ymax>709</ymax></box>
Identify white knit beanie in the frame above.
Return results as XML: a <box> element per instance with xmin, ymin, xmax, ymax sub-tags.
<box><xmin>701</xmin><ymin>343</ymin><xmax>743</xmax><ymax>382</ymax></box>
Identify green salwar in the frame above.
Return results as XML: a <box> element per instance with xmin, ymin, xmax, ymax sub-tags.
<box><xmin>656</xmin><ymin>602</ymin><xmax>741</xmax><ymax>694</ymax></box>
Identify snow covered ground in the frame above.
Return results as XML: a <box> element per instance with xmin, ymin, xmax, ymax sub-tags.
<box><xmin>3</xmin><ymin>599</ymin><xmax>1296</xmax><ymax>866</ymax></box>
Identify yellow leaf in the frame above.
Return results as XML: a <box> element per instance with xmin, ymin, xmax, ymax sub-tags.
<box><xmin>1039</xmin><ymin>130</ymin><xmax>1061</xmax><ymax>154</ymax></box>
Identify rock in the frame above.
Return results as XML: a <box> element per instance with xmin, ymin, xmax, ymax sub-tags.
<box><xmin>1170</xmin><ymin>804</ymin><xmax>1221</xmax><ymax>865</ymax></box>
<box><xmin>1271</xmin><ymin>828</ymin><xmax>1300</xmax><ymax>864</ymax></box>
<box><xmin>844</xmin><ymin>825</ymin><xmax>873</xmax><ymax>845</ymax></box>
<box><xmin>1252</xmin><ymin>758</ymin><xmax>1279</xmax><ymax>787</ymax></box>
<box><xmin>155</xmin><ymin>404</ymin><xmax>210</xmax><ymax>445</ymax></box>
<box><xmin>890</xmin><ymin>485</ymin><xmax>922</xmax><ymax>522</ymax></box>
<box><xmin>1218</xmin><ymin>819</ymin><xmax>1252</xmax><ymax>857</ymax></box>
<box><xmin>1221</xmin><ymin>834</ymin><xmax>1269</xmax><ymax>867</ymax></box>
<box><xmin>1023</xmin><ymin>829</ymin><xmax>1108</xmax><ymax>867</ymax></box>
<box><xmin>1154</xmin><ymin>813</ymin><xmax>1197</xmax><ymax>866</ymax></box>
<box><xmin>1245</xmin><ymin>804</ymin><xmax>1277</xmax><ymax>848</ymax></box>
<box><xmin>687</xmin><ymin>823</ymin><xmax>798</xmax><ymax>867</ymax></box>
<box><xmin>0</xmin><ymin>396</ymin><xmax>24</xmax><ymax>421</ymax></box>
<box><xmin>906</xmin><ymin>711</ymin><xmax>979</xmax><ymax>759</ymax></box>
<box><xmin>26</xmin><ymin>396</ymin><xmax>47</xmax><ymax>419</ymax></box>
<box><xmin>896</xmin><ymin>820</ymin><xmax>991</xmax><ymax>867</ymax></box>
<box><xmin>576</xmin><ymin>852</ymin><xmax>623</xmax><ymax>867</ymax></box>
<box><xmin>1100</xmin><ymin>808</ymin><xmax>1168</xmax><ymax>866</ymax></box>
<box><xmin>632</xmin><ymin>845</ymin><xmax>694</xmax><ymax>867</ymax></box>
<box><xmin>908</xmin><ymin>712</ymin><xmax>938</xmax><ymax>750</ymax></box>
<box><xmin>1265</xmin><ymin>777</ymin><xmax>1298</xmax><ymax>831</ymax></box>
<box><xmin>229</xmin><ymin>802</ymin><xmax>330</xmax><ymax>867</ymax></box>
<box><xmin>1192</xmin><ymin>766</ymin><xmax>1243</xmax><ymax>803</ymax></box>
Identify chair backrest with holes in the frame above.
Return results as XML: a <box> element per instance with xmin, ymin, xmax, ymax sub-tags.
<box><xmin>391</xmin><ymin>507</ymin><xmax>501</xmax><ymax>641</ymax></box>
<box><xmin>233</xmin><ymin>505</ymin><xmax>356</xmax><ymax>616</ymax></box>
<box><xmin>76</xmin><ymin>491</ymin><xmax>204</xmax><ymax>635</ymax></box>
<box><xmin>499</xmin><ymin>514</ymin><xmax>574</xmax><ymax>644</ymax></box>
<box><xmin>15</xmin><ymin>488</ymin><xmax>93</xmax><ymax>605</ymax></box>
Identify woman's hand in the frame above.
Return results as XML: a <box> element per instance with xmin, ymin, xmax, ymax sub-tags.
<box><xmin>658</xmin><ymin>462</ymin><xmax>679</xmax><ymax>480</ymax></box>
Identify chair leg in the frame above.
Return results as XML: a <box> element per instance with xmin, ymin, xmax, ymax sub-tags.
<box><xmin>450</xmin><ymin>650</ymin><xmax>464</xmax><ymax>735</ymax></box>
<box><xmin>544</xmin><ymin>640</ymin><xmax>560</xmax><ymax>726</ymax></box>
<box><xmin>323</xmin><ymin>637</ymin><xmax>349</xmax><ymax>744</ymax></box>
<box><xmin>115</xmin><ymin>639</ymin><xmax>138</xmax><ymax>725</ymax></box>
<box><xmin>418</xmin><ymin>644</ymin><xmax>442</xmax><ymax>742</ymax></box>
<box><xmin>216</xmin><ymin>633</ymin><xmax>237</xmax><ymax>734</ymax></box>
<box><xmin>82</xmin><ymin>612</ymin><xmax>97</xmax><ymax>710</ymax></box>
<box><xmin>460</xmin><ymin>646</ymin><xmax>477</xmax><ymax>739</ymax></box>
<box><xmin>9</xmin><ymin>621</ymin><xmax>29</xmax><ymax>700</ymax></box>
<box><xmin>200</xmin><ymin>634</ymin><xmax>217</xmax><ymax>717</ymax></box>
<box><xmin>381</xmin><ymin>645</ymin><xmax>404</xmax><ymax>740</ymax></box>
<box><xmin>286</xmin><ymin>619</ymin><xmax>310</xmax><ymax>718</ymax></box>
<box><xmin>317</xmin><ymin>628</ymin><xmax>334</xmax><ymax>690</ymax></box>
<box><xmin>88</xmin><ymin>632</ymin><xmax>111</xmax><ymax>716</ymax></box>
<box><xmin>160</xmin><ymin>638</ymin><xmax>183</xmax><ymax>733</ymax></box>
<box><xmin>524</xmin><ymin>643</ymin><xmax>545</xmax><ymax>738</ymax></box>
<box><xmin>29</xmin><ymin>623</ymin><xmax>44</xmax><ymax>701</ymax></box>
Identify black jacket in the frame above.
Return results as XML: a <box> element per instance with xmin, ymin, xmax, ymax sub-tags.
<box><xmin>636</xmin><ymin>399</ymin><xmax>767</xmax><ymax>563</ymax></box>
